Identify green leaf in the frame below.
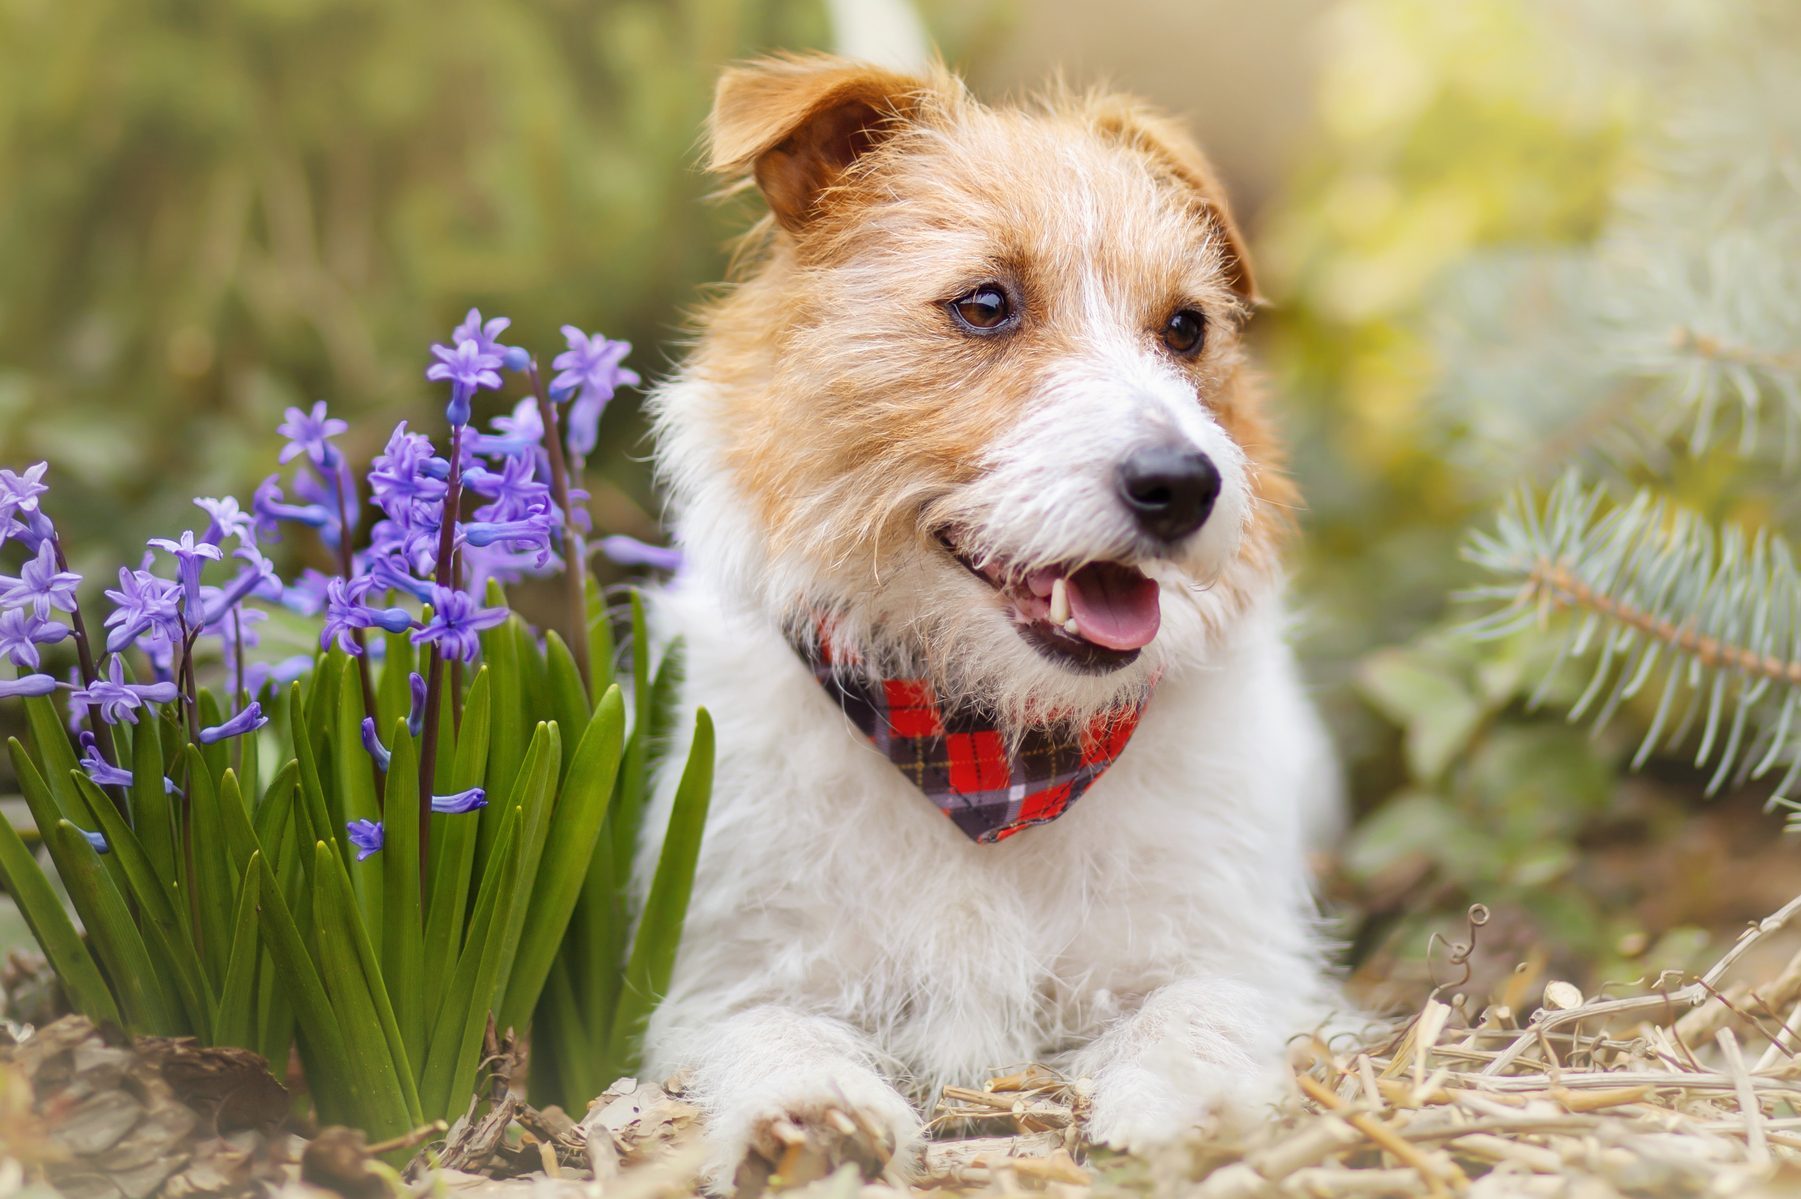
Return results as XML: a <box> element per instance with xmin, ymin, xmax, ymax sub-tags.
<box><xmin>534</xmin><ymin>958</ymin><xmax>595</xmax><ymax>1108</ymax></box>
<box><xmin>249</xmin><ymin>849</ymin><xmax>361</xmax><ymax>1127</ymax></box>
<box><xmin>377</xmin><ymin>630</ymin><xmax>418</xmax><ymax>732</ymax></box>
<box><xmin>287</xmin><ymin>683</ymin><xmax>337</xmax><ymax>876</ymax></box>
<box><xmin>315</xmin><ymin>843</ymin><xmax>423</xmax><ymax>1130</ymax></box>
<box><xmin>251</xmin><ymin>761</ymin><xmax>301</xmax><ymax>858</ymax></box>
<box><xmin>185</xmin><ymin>747</ymin><xmax>238</xmax><ymax>986</ymax></box>
<box><xmin>481</xmin><ymin>723</ymin><xmax>560</xmax><ymax>1017</ymax></box>
<box><xmin>0</xmin><ymin>798</ymin><xmax>121</xmax><ymax>1027</ymax></box>
<box><xmin>23</xmin><ymin>694</ymin><xmax>87</xmax><ymax>822</ymax></box>
<box><xmin>70</xmin><ymin>771</ymin><xmax>214</xmax><ymax>1035</ymax></box>
<box><xmin>217</xmin><ymin>769</ymin><xmax>263</xmax><ymax>888</ymax></box>
<box><xmin>478</xmin><ymin>585</ymin><xmax>527</xmax><ymax>866</ymax></box>
<box><xmin>499</xmin><ymin>687</ymin><xmax>625</xmax><ymax>1032</ymax></box>
<box><xmin>48</xmin><ymin>819</ymin><xmax>183</xmax><ymax>1034</ymax></box>
<box><xmin>333</xmin><ymin>656</ymin><xmax>383</xmax><ymax>949</ymax></box>
<box><xmin>544</xmin><ymin>631</ymin><xmax>590</xmax><ymax>779</ymax></box>
<box><xmin>380</xmin><ymin>722</ymin><xmax>426</xmax><ymax>1069</ymax></box>
<box><xmin>305</xmin><ymin>651</ymin><xmax>345</xmax><ymax>759</ymax></box>
<box><xmin>130</xmin><ymin>717</ymin><xmax>179</xmax><ymax>905</ymax></box>
<box><xmin>213</xmin><ymin>864</ymin><xmax>263</xmax><ymax>1048</ymax></box>
<box><xmin>196</xmin><ymin>689</ymin><xmax>230</xmax><ymax>785</ymax></box>
<box><xmin>585</xmin><ymin>571</ymin><xmax>616</xmax><ymax>695</ymax></box>
<box><xmin>1358</xmin><ymin>645</ymin><xmax>1487</xmax><ymax>780</ymax></box>
<box><xmin>420</xmin><ymin>804</ymin><xmax>521</xmax><ymax>1120</ymax></box>
<box><xmin>611</xmin><ymin>591</ymin><xmax>653</xmax><ymax>881</ymax></box>
<box><xmin>605</xmin><ymin>708</ymin><xmax>713</xmax><ymax>1078</ymax></box>
<box><xmin>423</xmin><ymin>667</ymin><xmax>490</xmax><ymax>1034</ymax></box>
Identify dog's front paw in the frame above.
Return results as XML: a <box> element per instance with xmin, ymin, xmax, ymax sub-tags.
<box><xmin>1082</xmin><ymin>1059</ymin><xmax>1249</xmax><ymax>1153</ymax></box>
<box><xmin>1072</xmin><ymin>980</ymin><xmax>1292</xmax><ymax>1154</ymax></box>
<box><xmin>706</xmin><ymin>1075</ymin><xmax>921</xmax><ymax>1195</ymax></box>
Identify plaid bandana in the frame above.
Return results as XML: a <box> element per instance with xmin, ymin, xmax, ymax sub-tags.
<box><xmin>795</xmin><ymin>632</ymin><xmax>1155</xmax><ymax>844</ymax></box>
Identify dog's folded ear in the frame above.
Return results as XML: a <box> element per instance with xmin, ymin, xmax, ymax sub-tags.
<box><xmin>708</xmin><ymin>53</ymin><xmax>929</xmax><ymax>234</ymax></box>
<box><xmin>1085</xmin><ymin>96</ymin><xmax>1261</xmax><ymax>306</ymax></box>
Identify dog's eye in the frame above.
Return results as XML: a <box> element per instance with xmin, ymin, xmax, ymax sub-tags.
<box><xmin>1162</xmin><ymin>309</ymin><xmax>1207</xmax><ymax>357</ymax></box>
<box><xmin>948</xmin><ymin>285</ymin><xmax>1014</xmax><ymax>334</ymax></box>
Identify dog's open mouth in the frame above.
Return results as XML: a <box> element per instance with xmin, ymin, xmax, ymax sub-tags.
<box><xmin>939</xmin><ymin>534</ymin><xmax>1159</xmax><ymax>672</ymax></box>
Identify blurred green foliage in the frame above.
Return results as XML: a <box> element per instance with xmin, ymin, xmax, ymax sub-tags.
<box><xmin>0</xmin><ymin>0</ymin><xmax>852</xmax><ymax>579</ymax></box>
<box><xmin>1267</xmin><ymin>0</ymin><xmax>1800</xmax><ymax>993</ymax></box>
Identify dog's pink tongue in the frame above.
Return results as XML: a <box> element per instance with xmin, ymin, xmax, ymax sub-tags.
<box><xmin>1064</xmin><ymin>562</ymin><xmax>1160</xmax><ymax>650</ymax></box>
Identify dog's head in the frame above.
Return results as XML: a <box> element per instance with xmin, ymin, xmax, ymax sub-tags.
<box><xmin>655</xmin><ymin>54</ymin><xmax>1295</xmax><ymax>725</ymax></box>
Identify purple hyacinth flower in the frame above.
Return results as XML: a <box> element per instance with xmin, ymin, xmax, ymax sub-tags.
<box><xmin>77</xmin><ymin>826</ymin><xmax>110</xmax><ymax>854</ymax></box>
<box><xmin>103</xmin><ymin>567</ymin><xmax>182</xmax><ymax>652</ymax></box>
<box><xmin>431</xmin><ymin>787</ymin><xmax>487</xmax><ymax>815</ymax></box>
<box><xmin>0</xmin><ymin>463</ymin><xmax>50</xmax><ymax>526</ymax></box>
<box><xmin>470</xmin><ymin>398</ymin><xmax>546</xmax><ymax>458</ymax></box>
<box><xmin>0</xmin><ymin>540</ymin><xmax>82</xmax><ymax>620</ymax></box>
<box><xmin>550</xmin><ymin>328</ymin><xmax>638</xmax><ymax>457</ymax></box>
<box><xmin>410</xmin><ymin>585</ymin><xmax>507</xmax><ymax>663</ymax></box>
<box><xmin>408</xmin><ymin>672</ymin><xmax>427</xmax><ymax>737</ymax></box>
<box><xmin>147</xmin><ymin>531</ymin><xmax>223</xmax><ymax>625</ymax></box>
<box><xmin>202</xmin><ymin>544</ymin><xmax>283</xmax><ymax>623</ymax></box>
<box><xmin>195</xmin><ymin>496</ymin><xmax>255</xmax><ymax>546</ymax></box>
<box><xmin>461</xmin><ymin>514</ymin><xmax>556</xmax><ymax>566</ymax></box>
<box><xmin>447</xmin><ymin>309</ymin><xmax>526</xmax><ymax>371</ymax></box>
<box><xmin>321</xmin><ymin>577</ymin><xmax>417</xmax><ymax>656</ymax></box>
<box><xmin>0</xmin><ymin>673</ymin><xmax>59</xmax><ymax>700</ymax></box>
<box><xmin>78</xmin><ymin>734</ymin><xmax>135</xmax><ymax>788</ymax></box>
<box><xmin>598</xmin><ymin>535</ymin><xmax>684</xmax><ymax>573</ymax></box>
<box><xmin>198</xmin><ymin>701</ymin><xmax>268</xmax><ymax>744</ymax></box>
<box><xmin>464</xmin><ymin>455</ymin><xmax>550</xmax><ymax>522</ymax></box>
<box><xmin>0</xmin><ymin>608</ymin><xmax>71</xmax><ymax>670</ymax></box>
<box><xmin>346</xmin><ymin>819</ymin><xmax>384</xmax><ymax>862</ymax></box>
<box><xmin>369</xmin><ymin>422</ymin><xmax>449</xmax><ymax>518</ymax></box>
<box><xmin>426</xmin><ymin>340</ymin><xmax>504</xmax><ymax>428</ymax></box>
<box><xmin>252</xmin><ymin>475</ymin><xmax>334</xmax><ymax>543</ymax></box>
<box><xmin>277</xmin><ymin>401</ymin><xmax>349</xmax><ymax>470</ymax></box>
<box><xmin>359</xmin><ymin>717</ymin><xmax>393</xmax><ymax>770</ymax></box>
<box><xmin>73</xmin><ymin>656</ymin><xmax>179</xmax><ymax>724</ymax></box>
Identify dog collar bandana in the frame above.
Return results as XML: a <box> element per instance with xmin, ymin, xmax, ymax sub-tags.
<box><xmin>795</xmin><ymin>633</ymin><xmax>1154</xmax><ymax>844</ymax></box>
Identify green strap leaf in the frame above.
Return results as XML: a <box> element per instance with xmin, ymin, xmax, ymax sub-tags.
<box><xmin>0</xmin><ymin>799</ymin><xmax>120</xmax><ymax>1027</ymax></box>
<box><xmin>249</xmin><ymin>849</ymin><xmax>360</xmax><ymax>1128</ymax></box>
<box><xmin>185</xmin><ymin>746</ymin><xmax>238</xmax><ymax>987</ymax></box>
<box><xmin>605</xmin><ymin>707</ymin><xmax>713</xmax><ymax>1079</ymax></box>
<box><xmin>212</xmin><ymin>863</ymin><xmax>263</xmax><ymax>1048</ymax></box>
<box><xmin>544</xmin><ymin>631</ymin><xmax>591</xmax><ymax>779</ymax></box>
<box><xmin>423</xmin><ymin>667</ymin><xmax>490</xmax><ymax>1038</ymax></box>
<box><xmin>70</xmin><ymin>771</ymin><xmax>215</xmax><ymax>1035</ymax></box>
<box><xmin>130</xmin><ymin>716</ymin><xmax>180</xmax><ymax>906</ymax></box>
<box><xmin>499</xmin><ymin>686</ymin><xmax>625</xmax><ymax>1032</ymax></box>
<box><xmin>315</xmin><ymin>843</ymin><xmax>423</xmax><ymax>1131</ymax></box>
<box><xmin>333</xmin><ymin>656</ymin><xmax>383</xmax><ymax>950</ymax></box>
<box><xmin>48</xmin><ymin>819</ymin><xmax>183</xmax><ymax>1035</ymax></box>
<box><xmin>380</xmin><ymin>722</ymin><xmax>426</xmax><ymax>1069</ymax></box>
<box><xmin>420</xmin><ymin>805</ymin><xmax>521</xmax><ymax>1120</ymax></box>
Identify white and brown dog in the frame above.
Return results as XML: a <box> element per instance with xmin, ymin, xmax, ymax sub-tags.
<box><xmin>638</xmin><ymin>54</ymin><xmax>1342</xmax><ymax>1187</ymax></box>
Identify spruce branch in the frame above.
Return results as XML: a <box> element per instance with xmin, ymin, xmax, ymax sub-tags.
<box><xmin>1462</xmin><ymin>474</ymin><xmax>1801</xmax><ymax>810</ymax></box>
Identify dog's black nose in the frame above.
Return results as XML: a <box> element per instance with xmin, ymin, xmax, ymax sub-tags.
<box><xmin>1116</xmin><ymin>445</ymin><xmax>1220</xmax><ymax>543</ymax></box>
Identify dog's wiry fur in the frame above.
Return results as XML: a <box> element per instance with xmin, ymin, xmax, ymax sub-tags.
<box><xmin>636</xmin><ymin>54</ymin><xmax>1343</xmax><ymax>1186</ymax></box>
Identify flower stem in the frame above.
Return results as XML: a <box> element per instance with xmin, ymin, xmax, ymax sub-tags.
<box><xmin>416</xmin><ymin>423</ymin><xmax>466</xmax><ymax>904</ymax></box>
<box><xmin>177</xmin><ymin>617</ymin><xmax>201</xmax><ymax>746</ymax></box>
<box><xmin>527</xmin><ymin>362</ymin><xmax>591</xmax><ymax>695</ymax></box>
<box><xmin>49</xmin><ymin>534</ymin><xmax>120</xmax><ymax>797</ymax></box>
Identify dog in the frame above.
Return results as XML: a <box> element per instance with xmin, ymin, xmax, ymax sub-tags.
<box><xmin>636</xmin><ymin>53</ymin><xmax>1342</xmax><ymax>1188</ymax></box>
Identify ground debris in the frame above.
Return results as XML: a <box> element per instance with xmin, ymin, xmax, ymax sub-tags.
<box><xmin>1</xmin><ymin>1015</ymin><xmax>292</xmax><ymax>1199</ymax></box>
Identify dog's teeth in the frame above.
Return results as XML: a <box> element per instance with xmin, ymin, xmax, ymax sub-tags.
<box><xmin>1049</xmin><ymin>577</ymin><xmax>1070</xmax><ymax>625</ymax></box>
<box><xmin>1063</xmin><ymin>618</ymin><xmax>1079</xmax><ymax>635</ymax></box>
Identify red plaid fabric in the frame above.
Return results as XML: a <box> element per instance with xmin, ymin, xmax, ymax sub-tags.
<box><xmin>795</xmin><ymin>633</ymin><xmax>1155</xmax><ymax>844</ymax></box>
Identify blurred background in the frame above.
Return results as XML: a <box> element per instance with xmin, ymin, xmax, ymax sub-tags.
<box><xmin>3</xmin><ymin>0</ymin><xmax>1798</xmax><ymax>1004</ymax></box>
